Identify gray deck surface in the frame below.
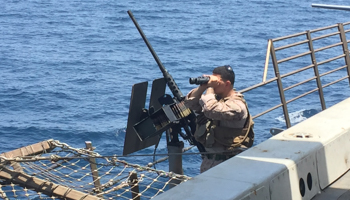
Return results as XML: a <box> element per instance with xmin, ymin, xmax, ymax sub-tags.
<box><xmin>312</xmin><ymin>169</ymin><xmax>350</xmax><ymax>200</ymax></box>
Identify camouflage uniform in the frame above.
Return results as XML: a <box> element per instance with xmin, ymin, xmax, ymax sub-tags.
<box><xmin>184</xmin><ymin>89</ymin><xmax>254</xmax><ymax>173</ymax></box>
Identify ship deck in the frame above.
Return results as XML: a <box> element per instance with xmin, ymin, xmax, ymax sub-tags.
<box><xmin>312</xmin><ymin>169</ymin><xmax>350</xmax><ymax>200</ymax></box>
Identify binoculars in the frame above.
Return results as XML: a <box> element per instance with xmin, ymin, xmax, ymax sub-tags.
<box><xmin>189</xmin><ymin>76</ymin><xmax>210</xmax><ymax>85</ymax></box>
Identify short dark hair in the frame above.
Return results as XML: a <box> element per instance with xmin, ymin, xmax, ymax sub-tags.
<box><xmin>212</xmin><ymin>65</ymin><xmax>235</xmax><ymax>86</ymax></box>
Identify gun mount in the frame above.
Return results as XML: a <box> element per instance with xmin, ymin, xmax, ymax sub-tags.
<box><xmin>123</xmin><ymin>11</ymin><xmax>205</xmax><ymax>155</ymax></box>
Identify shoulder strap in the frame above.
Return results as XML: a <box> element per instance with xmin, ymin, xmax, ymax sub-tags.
<box><xmin>229</xmin><ymin>95</ymin><xmax>253</xmax><ymax>148</ymax></box>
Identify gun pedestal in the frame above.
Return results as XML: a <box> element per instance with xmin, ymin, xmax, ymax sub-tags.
<box><xmin>167</xmin><ymin>131</ymin><xmax>184</xmax><ymax>189</ymax></box>
<box><xmin>165</xmin><ymin>124</ymin><xmax>184</xmax><ymax>189</ymax></box>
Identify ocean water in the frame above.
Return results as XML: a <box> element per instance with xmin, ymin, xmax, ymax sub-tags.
<box><xmin>1</xmin><ymin>0</ymin><xmax>350</xmax><ymax>177</ymax></box>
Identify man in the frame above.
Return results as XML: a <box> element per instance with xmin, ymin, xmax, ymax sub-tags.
<box><xmin>184</xmin><ymin>65</ymin><xmax>254</xmax><ymax>173</ymax></box>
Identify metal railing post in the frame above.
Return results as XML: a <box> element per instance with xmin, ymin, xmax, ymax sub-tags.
<box><xmin>337</xmin><ymin>23</ymin><xmax>350</xmax><ymax>85</ymax></box>
<box><xmin>306</xmin><ymin>31</ymin><xmax>327</xmax><ymax>110</ymax></box>
<box><xmin>270</xmin><ymin>40</ymin><xmax>291</xmax><ymax>128</ymax></box>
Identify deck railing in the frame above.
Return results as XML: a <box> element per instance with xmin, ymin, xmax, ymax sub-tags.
<box><xmin>239</xmin><ymin>22</ymin><xmax>350</xmax><ymax>128</ymax></box>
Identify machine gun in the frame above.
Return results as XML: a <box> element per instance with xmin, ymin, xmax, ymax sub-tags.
<box><xmin>123</xmin><ymin>10</ymin><xmax>205</xmax><ymax>155</ymax></box>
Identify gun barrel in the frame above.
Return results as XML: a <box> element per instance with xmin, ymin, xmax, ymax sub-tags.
<box><xmin>312</xmin><ymin>4</ymin><xmax>350</xmax><ymax>11</ymax></box>
<box><xmin>127</xmin><ymin>10</ymin><xmax>184</xmax><ymax>101</ymax></box>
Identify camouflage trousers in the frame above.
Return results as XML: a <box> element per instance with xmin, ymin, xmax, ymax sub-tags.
<box><xmin>200</xmin><ymin>147</ymin><xmax>247</xmax><ymax>173</ymax></box>
<box><xmin>200</xmin><ymin>156</ymin><xmax>225</xmax><ymax>173</ymax></box>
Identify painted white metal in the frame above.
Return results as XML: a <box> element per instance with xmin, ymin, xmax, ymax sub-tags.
<box><xmin>269</xmin><ymin>153</ymin><xmax>319</xmax><ymax>200</ymax></box>
<box><xmin>312</xmin><ymin>169</ymin><xmax>350</xmax><ymax>199</ymax></box>
<box><xmin>240</xmin><ymin>186</ymin><xmax>269</xmax><ymax>200</ymax></box>
<box><xmin>316</xmin><ymin>130</ymin><xmax>350</xmax><ymax>189</ymax></box>
<box><xmin>153</xmin><ymin>97</ymin><xmax>350</xmax><ymax>200</ymax></box>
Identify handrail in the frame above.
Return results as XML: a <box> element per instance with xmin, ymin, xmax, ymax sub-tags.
<box><xmin>277</xmin><ymin>51</ymin><xmax>312</xmax><ymax>64</ymax></box>
<box><xmin>274</xmin><ymin>39</ymin><xmax>309</xmax><ymax>51</ymax></box>
<box><xmin>240</xmin><ymin>22</ymin><xmax>350</xmax><ymax>128</ymax></box>
<box><xmin>283</xmin><ymin>76</ymin><xmax>316</xmax><ymax>91</ymax></box>
<box><xmin>311</xmin><ymin>31</ymin><xmax>340</xmax><ymax>41</ymax></box>
<box><xmin>317</xmin><ymin>54</ymin><xmax>345</xmax><ymax>65</ymax></box>
<box><xmin>314</xmin><ymin>42</ymin><xmax>343</xmax><ymax>52</ymax></box>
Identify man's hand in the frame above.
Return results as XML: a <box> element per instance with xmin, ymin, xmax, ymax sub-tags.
<box><xmin>207</xmin><ymin>75</ymin><xmax>220</xmax><ymax>87</ymax></box>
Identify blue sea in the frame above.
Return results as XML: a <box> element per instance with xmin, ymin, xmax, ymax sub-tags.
<box><xmin>1</xmin><ymin>0</ymin><xmax>350</xmax><ymax>177</ymax></box>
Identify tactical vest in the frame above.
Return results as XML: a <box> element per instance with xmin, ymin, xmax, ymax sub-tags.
<box><xmin>194</xmin><ymin>96</ymin><xmax>255</xmax><ymax>151</ymax></box>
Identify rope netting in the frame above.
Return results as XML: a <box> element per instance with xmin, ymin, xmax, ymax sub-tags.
<box><xmin>0</xmin><ymin>139</ymin><xmax>191</xmax><ymax>200</ymax></box>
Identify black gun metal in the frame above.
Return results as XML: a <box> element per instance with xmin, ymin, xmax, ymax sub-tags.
<box><xmin>127</xmin><ymin>10</ymin><xmax>205</xmax><ymax>153</ymax></box>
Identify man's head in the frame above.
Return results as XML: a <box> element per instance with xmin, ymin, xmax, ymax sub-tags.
<box><xmin>212</xmin><ymin>65</ymin><xmax>235</xmax><ymax>86</ymax></box>
<box><xmin>208</xmin><ymin>65</ymin><xmax>236</xmax><ymax>97</ymax></box>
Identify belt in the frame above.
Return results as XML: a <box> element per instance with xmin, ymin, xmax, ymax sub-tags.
<box><xmin>206</xmin><ymin>154</ymin><xmax>232</xmax><ymax>161</ymax></box>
